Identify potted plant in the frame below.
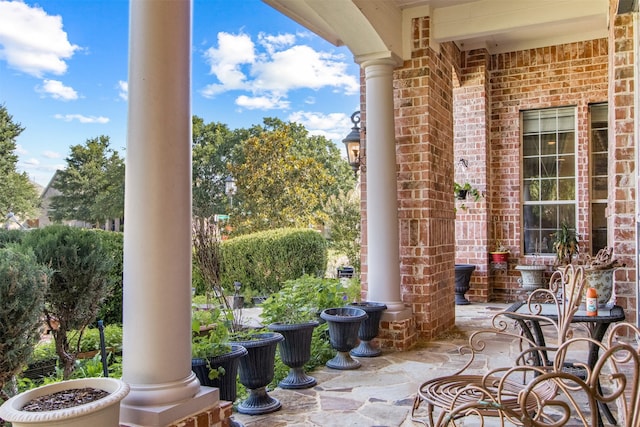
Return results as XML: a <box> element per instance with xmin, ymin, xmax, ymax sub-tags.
<box><xmin>348</xmin><ymin>301</ymin><xmax>387</xmax><ymax>357</ymax></box>
<box><xmin>454</xmin><ymin>264</ymin><xmax>476</xmax><ymax>305</ymax></box>
<box><xmin>191</xmin><ymin>306</ymin><xmax>247</xmax><ymax>404</ymax></box>
<box><xmin>261</xmin><ymin>278</ymin><xmax>320</xmax><ymax>389</ymax></box>
<box><xmin>552</xmin><ymin>222</ymin><xmax>579</xmax><ymax>266</ymax></box>
<box><xmin>454</xmin><ymin>182</ymin><xmax>481</xmax><ymax>201</ymax></box>
<box><xmin>515</xmin><ymin>250</ymin><xmax>547</xmax><ymax>292</ymax></box>
<box><xmin>230</xmin><ymin>330</ymin><xmax>284</xmax><ymax>415</ymax></box>
<box><xmin>583</xmin><ymin>247</ymin><xmax>622</xmax><ymax>308</ymax></box>
<box><xmin>320</xmin><ymin>307</ymin><xmax>368</xmax><ymax>370</ymax></box>
<box><xmin>0</xmin><ymin>377</ymin><xmax>129</xmax><ymax>427</ymax></box>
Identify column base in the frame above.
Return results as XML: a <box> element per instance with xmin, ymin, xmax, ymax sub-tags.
<box><xmin>377</xmin><ymin>306</ymin><xmax>416</xmax><ymax>351</ymax></box>
<box><xmin>120</xmin><ymin>387</ymin><xmax>219</xmax><ymax>427</ymax></box>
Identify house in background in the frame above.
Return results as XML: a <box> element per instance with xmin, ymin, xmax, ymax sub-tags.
<box><xmin>264</xmin><ymin>0</ymin><xmax>639</xmax><ymax>348</ymax></box>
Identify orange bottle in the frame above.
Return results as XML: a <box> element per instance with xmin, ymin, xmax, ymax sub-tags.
<box><xmin>586</xmin><ymin>288</ymin><xmax>598</xmax><ymax>316</ymax></box>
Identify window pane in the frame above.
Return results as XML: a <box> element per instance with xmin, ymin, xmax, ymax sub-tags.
<box><xmin>558</xmin><ymin>178</ymin><xmax>575</xmax><ymax>200</ymax></box>
<box><xmin>522</xmin><ymin>107</ymin><xmax>576</xmax><ymax>255</ymax></box>
<box><xmin>593</xmin><ymin>177</ymin><xmax>608</xmax><ymax>199</ymax></box>
<box><xmin>541</xmin><ymin>205</ymin><xmax>558</xmax><ymax>228</ymax></box>
<box><xmin>593</xmin><ymin>153</ymin><xmax>607</xmax><ymax>176</ymax></box>
<box><xmin>539</xmin><ymin>179</ymin><xmax>557</xmax><ymax>200</ymax></box>
<box><xmin>592</xmin><ymin>129</ymin><xmax>608</xmax><ymax>152</ymax></box>
<box><xmin>592</xmin><ymin>202</ymin><xmax>607</xmax><ymax>253</ymax></box>
<box><xmin>523</xmin><ymin>135</ymin><xmax>539</xmax><ymax>156</ymax></box>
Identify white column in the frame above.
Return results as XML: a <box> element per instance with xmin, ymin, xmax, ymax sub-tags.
<box><xmin>120</xmin><ymin>1</ymin><xmax>217</xmax><ymax>425</ymax></box>
<box><xmin>362</xmin><ymin>58</ymin><xmax>406</xmax><ymax>314</ymax></box>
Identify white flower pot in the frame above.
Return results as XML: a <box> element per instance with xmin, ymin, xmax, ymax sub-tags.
<box><xmin>0</xmin><ymin>378</ymin><xmax>129</xmax><ymax>427</ymax></box>
<box><xmin>515</xmin><ymin>264</ymin><xmax>547</xmax><ymax>292</ymax></box>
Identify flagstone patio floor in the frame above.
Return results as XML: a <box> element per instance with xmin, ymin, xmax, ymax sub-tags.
<box><xmin>233</xmin><ymin>303</ymin><xmax>518</xmax><ymax>427</ymax></box>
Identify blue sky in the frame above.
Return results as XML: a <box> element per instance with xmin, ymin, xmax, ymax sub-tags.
<box><xmin>0</xmin><ymin>0</ymin><xmax>361</xmax><ymax>187</ymax></box>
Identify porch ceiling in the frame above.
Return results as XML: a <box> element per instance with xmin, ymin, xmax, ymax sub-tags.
<box><xmin>263</xmin><ymin>0</ymin><xmax>609</xmax><ymax>61</ymax></box>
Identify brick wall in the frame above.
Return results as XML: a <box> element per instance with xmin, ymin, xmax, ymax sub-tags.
<box><xmin>162</xmin><ymin>401</ymin><xmax>232</xmax><ymax>427</ymax></box>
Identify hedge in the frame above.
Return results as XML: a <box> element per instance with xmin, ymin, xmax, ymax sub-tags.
<box><xmin>220</xmin><ymin>228</ymin><xmax>327</xmax><ymax>296</ymax></box>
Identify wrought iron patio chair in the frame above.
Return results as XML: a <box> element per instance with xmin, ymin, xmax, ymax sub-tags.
<box><xmin>411</xmin><ymin>265</ymin><xmax>586</xmax><ymax>426</ymax></box>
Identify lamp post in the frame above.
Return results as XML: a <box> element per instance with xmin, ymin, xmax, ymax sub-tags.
<box><xmin>224</xmin><ymin>176</ymin><xmax>236</xmax><ymax>207</ymax></box>
<box><xmin>342</xmin><ymin>111</ymin><xmax>362</xmax><ymax>176</ymax></box>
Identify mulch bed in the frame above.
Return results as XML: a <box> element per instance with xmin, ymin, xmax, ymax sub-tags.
<box><xmin>21</xmin><ymin>387</ymin><xmax>109</xmax><ymax>412</ymax></box>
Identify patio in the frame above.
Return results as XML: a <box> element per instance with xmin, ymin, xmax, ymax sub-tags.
<box><xmin>234</xmin><ymin>303</ymin><xmax>517</xmax><ymax>427</ymax></box>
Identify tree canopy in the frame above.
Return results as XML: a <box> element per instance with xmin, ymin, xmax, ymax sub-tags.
<box><xmin>0</xmin><ymin>105</ymin><xmax>40</xmax><ymax>221</ymax></box>
<box><xmin>49</xmin><ymin>135</ymin><xmax>125</xmax><ymax>225</ymax></box>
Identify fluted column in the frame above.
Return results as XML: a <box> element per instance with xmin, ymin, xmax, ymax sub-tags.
<box><xmin>120</xmin><ymin>1</ymin><xmax>217</xmax><ymax>425</ymax></box>
<box><xmin>362</xmin><ymin>58</ymin><xmax>406</xmax><ymax>314</ymax></box>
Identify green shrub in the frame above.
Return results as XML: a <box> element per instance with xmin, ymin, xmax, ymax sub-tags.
<box><xmin>21</xmin><ymin>225</ymin><xmax>114</xmax><ymax>379</ymax></box>
<box><xmin>94</xmin><ymin>230</ymin><xmax>124</xmax><ymax>324</ymax></box>
<box><xmin>0</xmin><ymin>246</ymin><xmax>50</xmax><ymax>399</ymax></box>
<box><xmin>221</xmin><ymin>228</ymin><xmax>327</xmax><ymax>296</ymax></box>
<box><xmin>0</xmin><ymin>229</ymin><xmax>26</xmax><ymax>248</ymax></box>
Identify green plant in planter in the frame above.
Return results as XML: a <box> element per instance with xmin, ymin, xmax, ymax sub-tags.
<box><xmin>191</xmin><ymin>306</ymin><xmax>231</xmax><ymax>380</ymax></box>
<box><xmin>552</xmin><ymin>222</ymin><xmax>579</xmax><ymax>265</ymax></box>
<box><xmin>0</xmin><ymin>246</ymin><xmax>51</xmax><ymax>400</ymax></box>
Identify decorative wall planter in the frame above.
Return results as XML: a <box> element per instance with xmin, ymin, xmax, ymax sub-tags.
<box><xmin>267</xmin><ymin>321</ymin><xmax>319</xmax><ymax>389</ymax></box>
<box><xmin>192</xmin><ymin>344</ymin><xmax>248</xmax><ymax>402</ymax></box>
<box><xmin>454</xmin><ymin>264</ymin><xmax>476</xmax><ymax>305</ymax></box>
<box><xmin>320</xmin><ymin>307</ymin><xmax>368</xmax><ymax>370</ymax></box>
<box><xmin>515</xmin><ymin>264</ymin><xmax>547</xmax><ymax>292</ymax></box>
<box><xmin>231</xmin><ymin>332</ymin><xmax>284</xmax><ymax>415</ymax></box>
<box><xmin>348</xmin><ymin>302</ymin><xmax>387</xmax><ymax>357</ymax></box>
<box><xmin>0</xmin><ymin>377</ymin><xmax>129</xmax><ymax>427</ymax></box>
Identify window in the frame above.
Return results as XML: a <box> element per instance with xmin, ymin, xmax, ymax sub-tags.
<box><xmin>590</xmin><ymin>103</ymin><xmax>608</xmax><ymax>253</ymax></box>
<box><xmin>522</xmin><ymin>107</ymin><xmax>576</xmax><ymax>255</ymax></box>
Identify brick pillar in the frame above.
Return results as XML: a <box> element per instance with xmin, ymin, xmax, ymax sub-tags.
<box><xmin>394</xmin><ymin>16</ymin><xmax>457</xmax><ymax>341</ymax></box>
<box><xmin>453</xmin><ymin>49</ymin><xmax>491</xmax><ymax>302</ymax></box>
<box><xmin>608</xmin><ymin>8</ymin><xmax>637</xmax><ymax>323</ymax></box>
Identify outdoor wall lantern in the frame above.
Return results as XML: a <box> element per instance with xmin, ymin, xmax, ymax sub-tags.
<box><xmin>224</xmin><ymin>175</ymin><xmax>236</xmax><ymax>206</ymax></box>
<box><xmin>342</xmin><ymin>111</ymin><xmax>363</xmax><ymax>176</ymax></box>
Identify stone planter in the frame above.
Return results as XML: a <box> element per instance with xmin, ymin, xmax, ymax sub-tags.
<box><xmin>348</xmin><ymin>302</ymin><xmax>387</xmax><ymax>357</ymax></box>
<box><xmin>454</xmin><ymin>264</ymin><xmax>476</xmax><ymax>305</ymax></box>
<box><xmin>268</xmin><ymin>321</ymin><xmax>319</xmax><ymax>389</ymax></box>
<box><xmin>320</xmin><ymin>307</ymin><xmax>368</xmax><ymax>370</ymax></box>
<box><xmin>515</xmin><ymin>264</ymin><xmax>547</xmax><ymax>292</ymax></box>
<box><xmin>192</xmin><ymin>344</ymin><xmax>248</xmax><ymax>402</ymax></box>
<box><xmin>0</xmin><ymin>377</ymin><xmax>129</xmax><ymax>427</ymax></box>
<box><xmin>231</xmin><ymin>332</ymin><xmax>284</xmax><ymax>415</ymax></box>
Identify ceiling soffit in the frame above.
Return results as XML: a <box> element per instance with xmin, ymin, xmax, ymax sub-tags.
<box><xmin>263</xmin><ymin>0</ymin><xmax>609</xmax><ymax>61</ymax></box>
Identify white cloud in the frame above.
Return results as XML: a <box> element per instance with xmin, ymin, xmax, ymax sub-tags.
<box><xmin>42</xmin><ymin>150</ymin><xmax>61</xmax><ymax>159</ymax></box>
<box><xmin>22</xmin><ymin>157</ymin><xmax>40</xmax><ymax>167</ymax></box>
<box><xmin>15</xmin><ymin>144</ymin><xmax>27</xmax><ymax>155</ymax></box>
<box><xmin>236</xmin><ymin>95</ymin><xmax>289</xmax><ymax>110</ymax></box>
<box><xmin>0</xmin><ymin>1</ymin><xmax>80</xmax><ymax>77</ymax></box>
<box><xmin>288</xmin><ymin>111</ymin><xmax>353</xmax><ymax>143</ymax></box>
<box><xmin>202</xmin><ymin>32</ymin><xmax>255</xmax><ymax>96</ymax></box>
<box><xmin>117</xmin><ymin>80</ymin><xmax>128</xmax><ymax>101</ymax></box>
<box><xmin>54</xmin><ymin>114</ymin><xmax>109</xmax><ymax>124</ymax></box>
<box><xmin>200</xmin><ymin>31</ymin><xmax>359</xmax><ymax>109</ymax></box>
<box><xmin>36</xmin><ymin>79</ymin><xmax>78</xmax><ymax>100</ymax></box>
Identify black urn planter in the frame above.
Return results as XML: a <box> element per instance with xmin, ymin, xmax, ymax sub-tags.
<box><xmin>191</xmin><ymin>344</ymin><xmax>248</xmax><ymax>402</ymax></box>
<box><xmin>348</xmin><ymin>302</ymin><xmax>387</xmax><ymax>357</ymax></box>
<box><xmin>320</xmin><ymin>307</ymin><xmax>368</xmax><ymax>370</ymax></box>
<box><xmin>231</xmin><ymin>332</ymin><xmax>284</xmax><ymax>415</ymax></box>
<box><xmin>268</xmin><ymin>321</ymin><xmax>319</xmax><ymax>389</ymax></box>
<box><xmin>454</xmin><ymin>264</ymin><xmax>476</xmax><ymax>305</ymax></box>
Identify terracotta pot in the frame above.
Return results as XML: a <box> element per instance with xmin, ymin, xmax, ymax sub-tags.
<box><xmin>0</xmin><ymin>377</ymin><xmax>129</xmax><ymax>427</ymax></box>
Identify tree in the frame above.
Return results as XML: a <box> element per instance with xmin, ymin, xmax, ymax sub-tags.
<box><xmin>49</xmin><ymin>136</ymin><xmax>124</xmax><ymax>226</ymax></box>
<box><xmin>22</xmin><ymin>225</ymin><xmax>113</xmax><ymax>379</ymax></box>
<box><xmin>228</xmin><ymin>125</ymin><xmax>335</xmax><ymax>234</ymax></box>
<box><xmin>0</xmin><ymin>105</ymin><xmax>40</xmax><ymax>220</ymax></box>
<box><xmin>324</xmin><ymin>189</ymin><xmax>361</xmax><ymax>272</ymax></box>
<box><xmin>192</xmin><ymin>117</ymin><xmax>238</xmax><ymax>219</ymax></box>
<box><xmin>0</xmin><ymin>246</ymin><xmax>50</xmax><ymax>400</ymax></box>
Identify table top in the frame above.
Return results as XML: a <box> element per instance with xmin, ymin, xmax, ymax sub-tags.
<box><xmin>506</xmin><ymin>301</ymin><xmax>625</xmax><ymax>324</ymax></box>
